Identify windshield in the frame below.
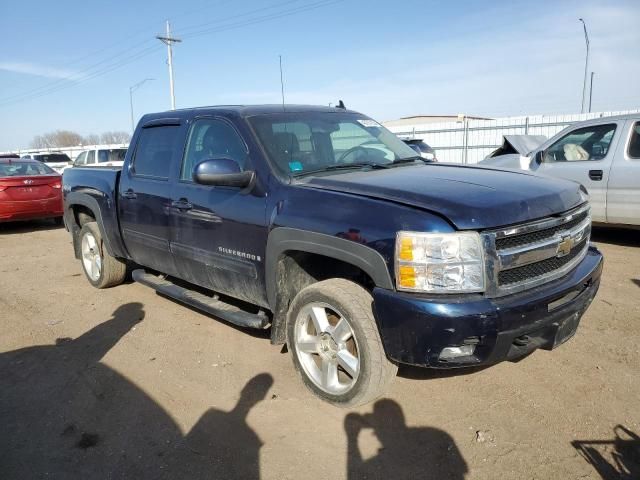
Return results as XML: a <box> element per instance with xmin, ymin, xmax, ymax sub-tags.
<box><xmin>33</xmin><ymin>153</ymin><xmax>71</xmax><ymax>163</ymax></box>
<box><xmin>249</xmin><ymin>112</ymin><xmax>419</xmax><ymax>176</ymax></box>
<box><xmin>0</xmin><ymin>162</ymin><xmax>56</xmax><ymax>177</ymax></box>
<box><xmin>97</xmin><ymin>148</ymin><xmax>127</xmax><ymax>163</ymax></box>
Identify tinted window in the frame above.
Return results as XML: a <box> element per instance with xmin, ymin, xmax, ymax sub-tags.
<box><xmin>87</xmin><ymin>150</ymin><xmax>96</xmax><ymax>164</ymax></box>
<box><xmin>133</xmin><ymin>126</ymin><xmax>180</xmax><ymax>179</ymax></box>
<box><xmin>544</xmin><ymin>124</ymin><xmax>617</xmax><ymax>162</ymax></box>
<box><xmin>181</xmin><ymin>119</ymin><xmax>248</xmax><ymax>181</ymax></box>
<box><xmin>34</xmin><ymin>153</ymin><xmax>71</xmax><ymax>163</ymax></box>
<box><xmin>628</xmin><ymin>122</ymin><xmax>640</xmax><ymax>159</ymax></box>
<box><xmin>98</xmin><ymin>148</ymin><xmax>127</xmax><ymax>163</ymax></box>
<box><xmin>0</xmin><ymin>162</ymin><xmax>55</xmax><ymax>177</ymax></box>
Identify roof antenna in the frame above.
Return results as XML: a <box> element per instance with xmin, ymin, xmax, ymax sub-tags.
<box><xmin>336</xmin><ymin>100</ymin><xmax>346</xmax><ymax>109</ymax></box>
<box><xmin>279</xmin><ymin>55</ymin><xmax>285</xmax><ymax>111</ymax></box>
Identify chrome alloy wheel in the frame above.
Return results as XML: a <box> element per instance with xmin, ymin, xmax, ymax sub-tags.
<box><xmin>81</xmin><ymin>231</ymin><xmax>102</xmax><ymax>282</ymax></box>
<box><xmin>294</xmin><ymin>302</ymin><xmax>360</xmax><ymax>395</ymax></box>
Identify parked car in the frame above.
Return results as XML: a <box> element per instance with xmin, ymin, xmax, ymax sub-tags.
<box><xmin>0</xmin><ymin>158</ymin><xmax>63</xmax><ymax>224</ymax></box>
<box><xmin>73</xmin><ymin>147</ymin><xmax>127</xmax><ymax>168</ymax></box>
<box><xmin>63</xmin><ymin>105</ymin><xmax>602</xmax><ymax>406</ymax></box>
<box><xmin>402</xmin><ymin>138</ymin><xmax>437</xmax><ymax>161</ymax></box>
<box><xmin>21</xmin><ymin>152</ymin><xmax>71</xmax><ymax>174</ymax></box>
<box><xmin>480</xmin><ymin>114</ymin><xmax>640</xmax><ymax>227</ymax></box>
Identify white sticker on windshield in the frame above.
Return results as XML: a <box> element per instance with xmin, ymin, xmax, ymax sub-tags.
<box><xmin>357</xmin><ymin>119</ymin><xmax>381</xmax><ymax>128</ymax></box>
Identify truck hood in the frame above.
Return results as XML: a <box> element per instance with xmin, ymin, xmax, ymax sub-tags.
<box><xmin>301</xmin><ymin>164</ymin><xmax>586</xmax><ymax>230</ymax></box>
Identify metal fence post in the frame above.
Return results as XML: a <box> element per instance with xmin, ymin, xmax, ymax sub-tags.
<box><xmin>463</xmin><ymin>119</ymin><xmax>469</xmax><ymax>164</ymax></box>
<box><xmin>524</xmin><ymin>116</ymin><xmax>530</xmax><ymax>135</ymax></box>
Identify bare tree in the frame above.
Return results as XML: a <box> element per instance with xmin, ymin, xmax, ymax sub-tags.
<box><xmin>100</xmin><ymin>131</ymin><xmax>131</xmax><ymax>144</ymax></box>
<box><xmin>30</xmin><ymin>130</ymin><xmax>84</xmax><ymax>149</ymax></box>
<box><xmin>83</xmin><ymin>134</ymin><xmax>100</xmax><ymax>145</ymax></box>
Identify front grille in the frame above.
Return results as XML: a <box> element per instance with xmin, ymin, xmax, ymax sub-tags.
<box><xmin>495</xmin><ymin>209</ymin><xmax>589</xmax><ymax>250</ymax></box>
<box><xmin>498</xmin><ymin>240</ymin><xmax>587</xmax><ymax>286</ymax></box>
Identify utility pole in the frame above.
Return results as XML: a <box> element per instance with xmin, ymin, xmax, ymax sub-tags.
<box><xmin>156</xmin><ymin>21</ymin><xmax>181</xmax><ymax>110</ymax></box>
<box><xmin>129</xmin><ymin>78</ymin><xmax>154</xmax><ymax>134</ymax></box>
<box><xmin>588</xmin><ymin>71</ymin><xmax>595</xmax><ymax>113</ymax></box>
<box><xmin>579</xmin><ymin>18</ymin><xmax>590</xmax><ymax>114</ymax></box>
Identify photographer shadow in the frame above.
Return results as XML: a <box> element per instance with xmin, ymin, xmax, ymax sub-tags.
<box><xmin>345</xmin><ymin>399</ymin><xmax>468</xmax><ymax>480</ymax></box>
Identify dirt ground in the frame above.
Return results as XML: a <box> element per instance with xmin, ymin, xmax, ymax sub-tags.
<box><xmin>0</xmin><ymin>220</ymin><xmax>638</xmax><ymax>480</ymax></box>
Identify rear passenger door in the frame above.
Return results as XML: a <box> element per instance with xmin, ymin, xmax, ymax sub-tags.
<box><xmin>606</xmin><ymin>120</ymin><xmax>640</xmax><ymax>225</ymax></box>
<box><xmin>169</xmin><ymin>116</ymin><xmax>269</xmax><ymax>307</ymax></box>
<box><xmin>119</xmin><ymin>121</ymin><xmax>184</xmax><ymax>274</ymax></box>
<box><xmin>536</xmin><ymin>122</ymin><xmax>621</xmax><ymax>222</ymax></box>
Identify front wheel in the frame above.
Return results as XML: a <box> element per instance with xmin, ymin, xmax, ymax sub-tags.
<box><xmin>79</xmin><ymin>222</ymin><xmax>127</xmax><ymax>289</ymax></box>
<box><xmin>287</xmin><ymin>279</ymin><xmax>397</xmax><ymax>407</ymax></box>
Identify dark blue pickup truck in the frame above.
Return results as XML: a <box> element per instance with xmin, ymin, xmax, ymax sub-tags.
<box><xmin>63</xmin><ymin>105</ymin><xmax>603</xmax><ymax>406</ymax></box>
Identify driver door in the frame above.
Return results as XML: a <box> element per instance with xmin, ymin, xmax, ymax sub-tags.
<box><xmin>536</xmin><ymin>122</ymin><xmax>621</xmax><ymax>222</ymax></box>
<box><xmin>169</xmin><ymin>116</ymin><xmax>269</xmax><ymax>307</ymax></box>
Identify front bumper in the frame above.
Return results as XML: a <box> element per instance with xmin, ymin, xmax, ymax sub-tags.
<box><xmin>372</xmin><ymin>245</ymin><xmax>603</xmax><ymax>368</ymax></box>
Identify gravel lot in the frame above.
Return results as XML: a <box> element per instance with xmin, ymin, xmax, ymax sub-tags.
<box><xmin>0</xmin><ymin>221</ymin><xmax>638</xmax><ymax>479</ymax></box>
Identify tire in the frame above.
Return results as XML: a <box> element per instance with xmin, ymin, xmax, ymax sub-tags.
<box><xmin>79</xmin><ymin>222</ymin><xmax>127</xmax><ymax>289</ymax></box>
<box><xmin>287</xmin><ymin>279</ymin><xmax>397</xmax><ymax>407</ymax></box>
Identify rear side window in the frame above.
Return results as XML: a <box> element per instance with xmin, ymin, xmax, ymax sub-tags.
<box><xmin>628</xmin><ymin>122</ymin><xmax>640</xmax><ymax>159</ymax></box>
<box><xmin>87</xmin><ymin>151</ymin><xmax>96</xmax><ymax>164</ymax></box>
<box><xmin>133</xmin><ymin>125</ymin><xmax>180</xmax><ymax>179</ymax></box>
<box><xmin>74</xmin><ymin>152</ymin><xmax>87</xmax><ymax>165</ymax></box>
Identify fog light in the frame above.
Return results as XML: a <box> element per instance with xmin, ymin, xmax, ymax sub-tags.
<box><xmin>439</xmin><ymin>345</ymin><xmax>475</xmax><ymax>360</ymax></box>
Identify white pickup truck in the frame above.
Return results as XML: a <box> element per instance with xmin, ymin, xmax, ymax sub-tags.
<box><xmin>480</xmin><ymin>113</ymin><xmax>640</xmax><ymax>227</ymax></box>
<box><xmin>73</xmin><ymin>147</ymin><xmax>127</xmax><ymax>168</ymax></box>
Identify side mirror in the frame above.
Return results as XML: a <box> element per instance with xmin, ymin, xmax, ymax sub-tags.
<box><xmin>193</xmin><ymin>157</ymin><xmax>254</xmax><ymax>188</ymax></box>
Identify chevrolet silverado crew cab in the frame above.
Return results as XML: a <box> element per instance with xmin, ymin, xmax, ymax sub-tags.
<box><xmin>63</xmin><ymin>105</ymin><xmax>603</xmax><ymax>407</ymax></box>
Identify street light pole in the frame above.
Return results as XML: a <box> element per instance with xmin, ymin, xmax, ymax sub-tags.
<box><xmin>156</xmin><ymin>21</ymin><xmax>182</xmax><ymax>110</ymax></box>
<box><xmin>579</xmin><ymin>18</ymin><xmax>590</xmax><ymax>114</ymax></box>
<box><xmin>129</xmin><ymin>78</ymin><xmax>154</xmax><ymax>134</ymax></box>
<box><xmin>589</xmin><ymin>71</ymin><xmax>595</xmax><ymax>113</ymax></box>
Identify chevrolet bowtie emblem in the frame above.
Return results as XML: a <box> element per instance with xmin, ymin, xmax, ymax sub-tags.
<box><xmin>557</xmin><ymin>236</ymin><xmax>574</xmax><ymax>257</ymax></box>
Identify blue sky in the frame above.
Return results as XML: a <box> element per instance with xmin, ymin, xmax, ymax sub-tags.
<box><xmin>1</xmin><ymin>0</ymin><xmax>639</xmax><ymax>150</ymax></box>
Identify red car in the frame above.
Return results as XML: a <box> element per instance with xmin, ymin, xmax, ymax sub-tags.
<box><xmin>0</xmin><ymin>158</ymin><xmax>63</xmax><ymax>224</ymax></box>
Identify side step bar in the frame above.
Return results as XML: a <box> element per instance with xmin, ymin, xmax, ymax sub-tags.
<box><xmin>132</xmin><ymin>269</ymin><xmax>269</xmax><ymax>330</ymax></box>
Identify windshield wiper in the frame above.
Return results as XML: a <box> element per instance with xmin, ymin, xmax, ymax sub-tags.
<box><xmin>391</xmin><ymin>156</ymin><xmax>431</xmax><ymax>165</ymax></box>
<box><xmin>292</xmin><ymin>162</ymin><xmax>389</xmax><ymax>177</ymax></box>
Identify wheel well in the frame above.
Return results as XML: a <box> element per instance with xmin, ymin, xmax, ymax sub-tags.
<box><xmin>70</xmin><ymin>205</ymin><xmax>96</xmax><ymax>229</ymax></box>
<box><xmin>269</xmin><ymin>250</ymin><xmax>375</xmax><ymax>345</ymax></box>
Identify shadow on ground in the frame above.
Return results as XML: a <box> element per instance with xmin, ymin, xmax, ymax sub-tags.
<box><xmin>0</xmin><ymin>218</ymin><xmax>63</xmax><ymax>234</ymax></box>
<box><xmin>0</xmin><ymin>302</ymin><xmax>273</xmax><ymax>479</ymax></box>
<box><xmin>345</xmin><ymin>399</ymin><xmax>468</xmax><ymax>479</ymax></box>
<box><xmin>0</xmin><ymin>302</ymin><xmax>468</xmax><ymax>479</ymax></box>
<box><xmin>591</xmin><ymin>226</ymin><xmax>640</xmax><ymax>248</ymax></box>
<box><xmin>572</xmin><ymin>425</ymin><xmax>640</xmax><ymax>480</ymax></box>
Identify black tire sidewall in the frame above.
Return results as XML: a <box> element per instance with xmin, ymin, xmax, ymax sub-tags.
<box><xmin>287</xmin><ymin>281</ymin><xmax>378</xmax><ymax>406</ymax></box>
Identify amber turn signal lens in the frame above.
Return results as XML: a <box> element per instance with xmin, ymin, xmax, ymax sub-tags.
<box><xmin>398</xmin><ymin>265</ymin><xmax>417</xmax><ymax>288</ymax></box>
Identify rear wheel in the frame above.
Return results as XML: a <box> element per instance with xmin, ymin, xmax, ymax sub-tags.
<box><xmin>79</xmin><ymin>222</ymin><xmax>126</xmax><ymax>289</ymax></box>
<box><xmin>53</xmin><ymin>216</ymin><xmax>63</xmax><ymax>226</ymax></box>
<box><xmin>287</xmin><ymin>279</ymin><xmax>397</xmax><ymax>407</ymax></box>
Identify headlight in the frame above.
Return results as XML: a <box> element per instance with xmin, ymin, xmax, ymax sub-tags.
<box><xmin>395</xmin><ymin>231</ymin><xmax>485</xmax><ymax>293</ymax></box>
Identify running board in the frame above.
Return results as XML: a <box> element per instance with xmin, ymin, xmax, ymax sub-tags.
<box><xmin>132</xmin><ymin>269</ymin><xmax>269</xmax><ymax>329</ymax></box>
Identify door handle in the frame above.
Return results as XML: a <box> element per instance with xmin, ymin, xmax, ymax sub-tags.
<box><xmin>171</xmin><ymin>199</ymin><xmax>193</xmax><ymax>211</ymax></box>
<box><xmin>588</xmin><ymin>170</ymin><xmax>603</xmax><ymax>181</ymax></box>
<box><xmin>122</xmin><ymin>189</ymin><xmax>137</xmax><ymax>199</ymax></box>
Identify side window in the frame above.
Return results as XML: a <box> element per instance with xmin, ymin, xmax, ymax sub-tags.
<box><xmin>543</xmin><ymin>123</ymin><xmax>617</xmax><ymax>162</ymax></box>
<box><xmin>87</xmin><ymin>150</ymin><xmax>96</xmax><ymax>164</ymax></box>
<box><xmin>133</xmin><ymin>125</ymin><xmax>180</xmax><ymax>179</ymax></box>
<box><xmin>181</xmin><ymin>119</ymin><xmax>248</xmax><ymax>181</ymax></box>
<box><xmin>628</xmin><ymin>122</ymin><xmax>640</xmax><ymax>159</ymax></box>
<box><xmin>74</xmin><ymin>152</ymin><xmax>87</xmax><ymax>165</ymax></box>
